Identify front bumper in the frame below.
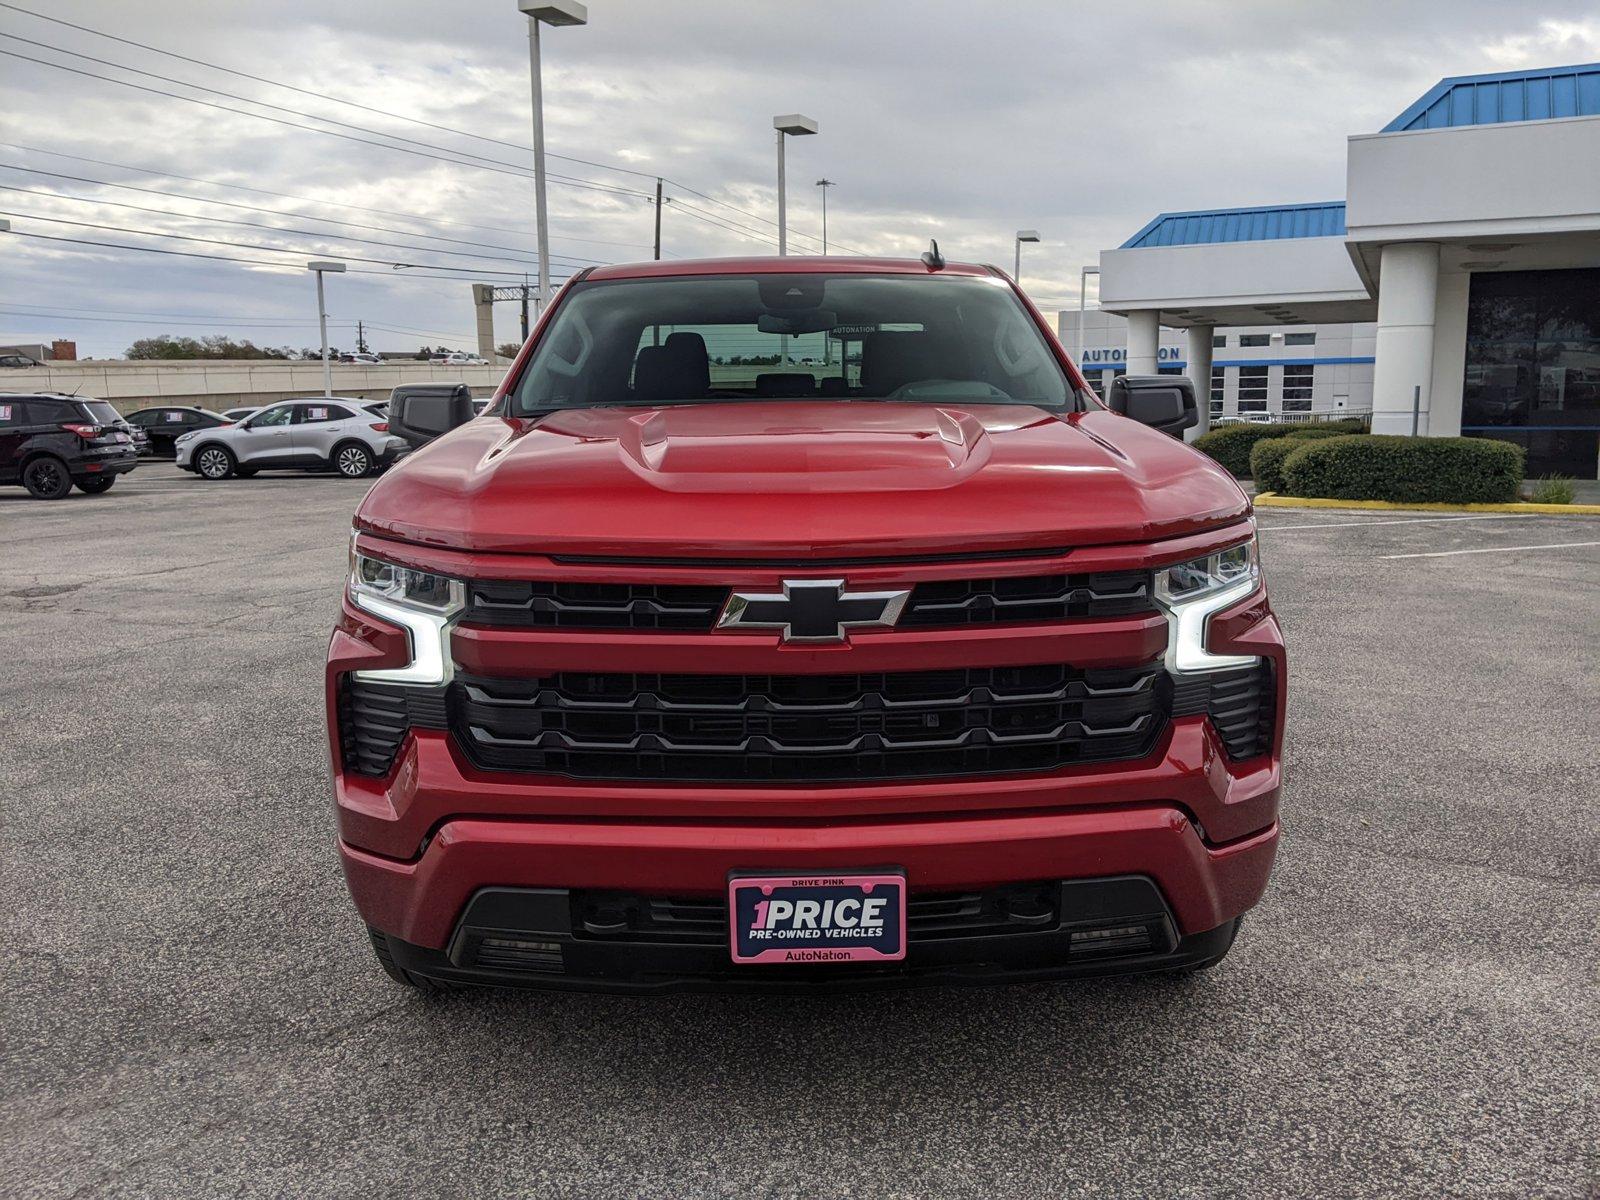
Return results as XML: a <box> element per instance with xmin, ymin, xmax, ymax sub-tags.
<box><xmin>328</xmin><ymin>530</ymin><xmax>1286</xmax><ymax>991</ymax></box>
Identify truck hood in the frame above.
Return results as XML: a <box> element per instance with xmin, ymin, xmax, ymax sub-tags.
<box><xmin>357</xmin><ymin>401</ymin><xmax>1249</xmax><ymax>557</ymax></box>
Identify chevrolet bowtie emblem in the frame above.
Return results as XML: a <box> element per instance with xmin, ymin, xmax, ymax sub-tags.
<box><xmin>716</xmin><ymin>579</ymin><xmax>912</xmax><ymax>643</ymax></box>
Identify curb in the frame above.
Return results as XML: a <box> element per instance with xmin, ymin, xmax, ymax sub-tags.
<box><xmin>1252</xmin><ymin>493</ymin><xmax>1600</xmax><ymax>515</ymax></box>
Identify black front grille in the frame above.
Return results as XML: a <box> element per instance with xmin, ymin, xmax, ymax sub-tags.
<box><xmin>465</xmin><ymin>579</ymin><xmax>728</xmax><ymax>630</ymax></box>
<box><xmin>900</xmin><ymin>570</ymin><xmax>1152</xmax><ymax>625</ymax></box>
<box><xmin>572</xmin><ymin>883</ymin><xmax>1061</xmax><ymax>945</ymax></box>
<box><xmin>338</xmin><ymin>679</ymin><xmax>448</xmax><ymax>777</ymax></box>
<box><xmin>462</xmin><ymin>570</ymin><xmax>1154</xmax><ymax>633</ymax></box>
<box><xmin>1170</xmin><ymin>661</ymin><xmax>1275</xmax><ymax>760</ymax></box>
<box><xmin>452</xmin><ymin>662</ymin><xmax>1167</xmax><ymax>782</ymax></box>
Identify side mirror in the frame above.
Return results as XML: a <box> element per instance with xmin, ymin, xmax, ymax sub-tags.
<box><xmin>388</xmin><ymin>383</ymin><xmax>476</xmax><ymax>450</ymax></box>
<box><xmin>1107</xmin><ymin>375</ymin><xmax>1198</xmax><ymax>437</ymax></box>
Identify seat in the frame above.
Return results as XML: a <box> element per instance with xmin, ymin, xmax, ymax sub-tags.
<box><xmin>632</xmin><ymin>333</ymin><xmax>711</xmax><ymax>402</ymax></box>
<box><xmin>860</xmin><ymin>331</ymin><xmax>951</xmax><ymax>396</ymax></box>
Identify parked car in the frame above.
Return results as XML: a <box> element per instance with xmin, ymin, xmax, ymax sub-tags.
<box><xmin>0</xmin><ymin>392</ymin><xmax>140</xmax><ymax>498</ymax></box>
<box><xmin>340</xmin><ymin>353</ymin><xmax>384</xmax><ymax>365</ymax></box>
<box><xmin>0</xmin><ymin>352</ymin><xmax>42</xmax><ymax>368</ymax></box>
<box><xmin>328</xmin><ymin>254</ymin><xmax>1284</xmax><ymax>993</ymax></box>
<box><xmin>124</xmin><ymin>405</ymin><xmax>231</xmax><ymax>458</ymax></box>
<box><xmin>174</xmin><ymin>397</ymin><xmax>407</xmax><ymax>480</ymax></box>
<box><xmin>444</xmin><ymin>352</ymin><xmax>488</xmax><ymax>366</ymax></box>
<box><xmin>220</xmin><ymin>406</ymin><xmax>261</xmax><ymax>422</ymax></box>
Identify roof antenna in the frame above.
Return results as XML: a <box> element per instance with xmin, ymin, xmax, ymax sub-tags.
<box><xmin>920</xmin><ymin>239</ymin><xmax>945</xmax><ymax>271</ymax></box>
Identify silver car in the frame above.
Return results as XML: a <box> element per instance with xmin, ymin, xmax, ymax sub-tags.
<box><xmin>174</xmin><ymin>397</ymin><xmax>408</xmax><ymax>480</ymax></box>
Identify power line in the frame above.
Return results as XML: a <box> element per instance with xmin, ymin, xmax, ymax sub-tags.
<box><xmin>0</xmin><ymin>181</ymin><xmax>602</xmax><ymax>270</ymax></box>
<box><xmin>0</xmin><ymin>143</ymin><xmax>654</xmax><ymax>249</ymax></box>
<box><xmin>1</xmin><ymin>208</ymin><xmax>564</xmax><ymax>276</ymax></box>
<box><xmin>0</xmin><ymin>304</ymin><xmax>478</xmax><ymax>342</ymax></box>
<box><xmin>8</xmin><ymin>228</ymin><xmax>579</xmax><ymax>286</ymax></box>
<box><xmin>0</xmin><ymin>0</ymin><xmax>667</xmax><ymax>184</ymax></box>
<box><xmin>0</xmin><ymin>47</ymin><xmax>657</xmax><ymax>202</ymax></box>
<box><xmin>0</xmin><ymin>3</ymin><xmax>868</xmax><ymax>255</ymax></box>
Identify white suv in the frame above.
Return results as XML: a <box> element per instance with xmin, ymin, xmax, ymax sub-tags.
<box><xmin>175</xmin><ymin>398</ymin><xmax>408</xmax><ymax>480</ymax></box>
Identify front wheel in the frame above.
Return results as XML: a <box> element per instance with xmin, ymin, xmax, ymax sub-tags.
<box><xmin>334</xmin><ymin>442</ymin><xmax>373</xmax><ymax>479</ymax></box>
<box><xmin>23</xmin><ymin>456</ymin><xmax>73</xmax><ymax>499</ymax></box>
<box><xmin>194</xmin><ymin>445</ymin><xmax>236</xmax><ymax>480</ymax></box>
<box><xmin>74</xmin><ymin>475</ymin><xmax>117</xmax><ymax>495</ymax></box>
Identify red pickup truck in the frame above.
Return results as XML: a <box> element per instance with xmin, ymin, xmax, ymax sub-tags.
<box><xmin>327</xmin><ymin>254</ymin><xmax>1284</xmax><ymax>992</ymax></box>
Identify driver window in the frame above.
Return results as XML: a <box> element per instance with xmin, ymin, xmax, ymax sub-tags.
<box><xmin>250</xmin><ymin>406</ymin><xmax>293</xmax><ymax>428</ymax></box>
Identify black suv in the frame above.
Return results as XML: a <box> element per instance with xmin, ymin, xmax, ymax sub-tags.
<box><xmin>124</xmin><ymin>405</ymin><xmax>231</xmax><ymax>458</ymax></box>
<box><xmin>0</xmin><ymin>393</ymin><xmax>140</xmax><ymax>499</ymax></box>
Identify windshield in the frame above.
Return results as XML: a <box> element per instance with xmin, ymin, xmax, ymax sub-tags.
<box><xmin>508</xmin><ymin>273</ymin><xmax>1071</xmax><ymax>416</ymax></box>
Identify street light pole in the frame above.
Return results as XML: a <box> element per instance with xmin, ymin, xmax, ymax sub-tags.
<box><xmin>772</xmin><ymin>114</ymin><xmax>817</xmax><ymax>257</ymax></box>
<box><xmin>307</xmin><ymin>260</ymin><xmax>346</xmax><ymax>397</ymax></box>
<box><xmin>815</xmin><ymin>178</ymin><xmax>834</xmax><ymax>254</ymax></box>
<box><xmin>1078</xmin><ymin>266</ymin><xmax>1100</xmax><ymax>366</ymax></box>
<box><xmin>519</xmin><ymin>1</ymin><xmax>587</xmax><ymax>313</ymax></box>
<box><xmin>1013</xmin><ymin>229</ymin><xmax>1040</xmax><ymax>290</ymax></box>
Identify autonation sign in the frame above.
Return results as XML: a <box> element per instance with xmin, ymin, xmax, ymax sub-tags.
<box><xmin>1079</xmin><ymin>346</ymin><xmax>1185</xmax><ymax>365</ymax></box>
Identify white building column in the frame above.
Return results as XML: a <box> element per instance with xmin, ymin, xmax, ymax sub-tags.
<box><xmin>1370</xmin><ymin>243</ymin><xmax>1440</xmax><ymax>436</ymax></box>
<box><xmin>1185</xmin><ymin>327</ymin><xmax>1214</xmax><ymax>441</ymax></box>
<box><xmin>1126</xmin><ymin>310</ymin><xmax>1160</xmax><ymax>375</ymax></box>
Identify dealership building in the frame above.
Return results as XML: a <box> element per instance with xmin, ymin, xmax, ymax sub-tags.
<box><xmin>1088</xmin><ymin>62</ymin><xmax>1600</xmax><ymax>478</ymax></box>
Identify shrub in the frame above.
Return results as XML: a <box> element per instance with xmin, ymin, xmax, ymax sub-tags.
<box><xmin>1193</xmin><ymin>418</ymin><xmax>1370</xmax><ymax>478</ymax></box>
<box><xmin>1281</xmin><ymin>435</ymin><xmax>1524</xmax><ymax>504</ymax></box>
<box><xmin>1249</xmin><ymin>438</ymin><xmax>1300</xmax><ymax>495</ymax></box>
<box><xmin>1527</xmin><ymin>475</ymin><xmax>1575</xmax><ymax>504</ymax></box>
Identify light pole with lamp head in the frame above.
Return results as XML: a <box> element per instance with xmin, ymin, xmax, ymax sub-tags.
<box><xmin>518</xmin><ymin>0</ymin><xmax>587</xmax><ymax>316</ymax></box>
<box><xmin>773</xmin><ymin>114</ymin><xmax>817</xmax><ymax>256</ymax></box>
<box><xmin>815</xmin><ymin>178</ymin><xmax>835</xmax><ymax>253</ymax></box>
<box><xmin>1013</xmin><ymin>229</ymin><xmax>1040</xmax><ymax>289</ymax></box>
<box><xmin>1077</xmin><ymin>265</ymin><xmax>1100</xmax><ymax>367</ymax></box>
<box><xmin>307</xmin><ymin>259</ymin><xmax>346</xmax><ymax>397</ymax></box>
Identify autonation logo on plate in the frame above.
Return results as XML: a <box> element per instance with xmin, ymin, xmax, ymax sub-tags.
<box><xmin>728</xmin><ymin>873</ymin><xmax>907</xmax><ymax>965</ymax></box>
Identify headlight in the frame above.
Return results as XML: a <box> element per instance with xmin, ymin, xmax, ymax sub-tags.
<box><xmin>351</xmin><ymin>551</ymin><xmax>461</xmax><ymax>613</ymax></box>
<box><xmin>1154</xmin><ymin>538</ymin><xmax>1259</xmax><ymax>606</ymax></box>
<box><xmin>348</xmin><ymin>542</ymin><xmax>464</xmax><ymax>684</ymax></box>
<box><xmin>1152</xmin><ymin>536</ymin><xmax>1262</xmax><ymax>674</ymax></box>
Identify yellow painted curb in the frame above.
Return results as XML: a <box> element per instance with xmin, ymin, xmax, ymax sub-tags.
<box><xmin>1253</xmin><ymin>493</ymin><xmax>1600</xmax><ymax>515</ymax></box>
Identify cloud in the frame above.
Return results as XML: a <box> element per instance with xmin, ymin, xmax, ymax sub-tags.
<box><xmin>2</xmin><ymin>0</ymin><xmax>1598</xmax><ymax>354</ymax></box>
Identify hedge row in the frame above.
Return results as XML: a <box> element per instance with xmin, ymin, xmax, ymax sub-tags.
<box><xmin>1260</xmin><ymin>435</ymin><xmax>1525</xmax><ymax>504</ymax></box>
<box><xmin>1192</xmin><ymin>419</ymin><xmax>1370</xmax><ymax>478</ymax></box>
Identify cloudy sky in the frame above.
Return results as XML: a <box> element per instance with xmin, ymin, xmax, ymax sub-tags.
<box><xmin>2</xmin><ymin>0</ymin><xmax>1598</xmax><ymax>358</ymax></box>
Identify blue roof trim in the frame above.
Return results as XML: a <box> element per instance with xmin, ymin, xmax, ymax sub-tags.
<box><xmin>1120</xmin><ymin>202</ymin><xmax>1347</xmax><ymax>249</ymax></box>
<box><xmin>1384</xmin><ymin>62</ymin><xmax>1600</xmax><ymax>132</ymax></box>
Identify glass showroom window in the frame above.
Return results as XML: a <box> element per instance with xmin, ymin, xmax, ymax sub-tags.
<box><xmin>1284</xmin><ymin>332</ymin><xmax>1316</xmax><ymax>346</ymax></box>
<box><xmin>1282</xmin><ymin>364</ymin><xmax>1313</xmax><ymax>411</ymax></box>
<box><xmin>1238</xmin><ymin>365</ymin><xmax>1269</xmax><ymax>412</ymax></box>
<box><xmin>1239</xmin><ymin>333</ymin><xmax>1270</xmax><ymax>348</ymax></box>
<box><xmin>1212</xmin><ymin>334</ymin><xmax>1227</xmax><ymax>349</ymax></box>
<box><xmin>1211</xmin><ymin>366</ymin><xmax>1225</xmax><ymax>404</ymax></box>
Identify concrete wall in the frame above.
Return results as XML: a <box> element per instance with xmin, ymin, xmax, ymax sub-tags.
<box><xmin>3</xmin><ymin>359</ymin><xmax>508</xmax><ymax>415</ymax></box>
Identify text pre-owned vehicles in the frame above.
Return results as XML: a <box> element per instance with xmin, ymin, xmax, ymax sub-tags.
<box><xmin>176</xmin><ymin>397</ymin><xmax>408</xmax><ymax>480</ymax></box>
<box><xmin>327</xmin><ymin>255</ymin><xmax>1285</xmax><ymax>993</ymax></box>
<box><xmin>124</xmin><ymin>405</ymin><xmax>231</xmax><ymax>458</ymax></box>
<box><xmin>0</xmin><ymin>392</ymin><xmax>140</xmax><ymax>498</ymax></box>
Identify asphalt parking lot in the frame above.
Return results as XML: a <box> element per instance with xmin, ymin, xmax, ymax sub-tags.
<box><xmin>2</xmin><ymin>462</ymin><xmax>1597</xmax><ymax>1199</ymax></box>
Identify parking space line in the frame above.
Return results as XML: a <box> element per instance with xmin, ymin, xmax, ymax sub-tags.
<box><xmin>1262</xmin><ymin>514</ymin><xmax>1542</xmax><ymax>532</ymax></box>
<box><xmin>1382</xmin><ymin>540</ymin><xmax>1600</xmax><ymax>560</ymax></box>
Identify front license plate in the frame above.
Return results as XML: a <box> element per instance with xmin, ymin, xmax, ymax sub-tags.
<box><xmin>728</xmin><ymin>871</ymin><xmax>906</xmax><ymax>965</ymax></box>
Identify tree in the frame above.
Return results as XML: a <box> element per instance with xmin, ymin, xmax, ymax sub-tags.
<box><xmin>496</xmin><ymin>342</ymin><xmax>522</xmax><ymax>359</ymax></box>
<box><xmin>125</xmin><ymin>335</ymin><xmax>294</xmax><ymax>360</ymax></box>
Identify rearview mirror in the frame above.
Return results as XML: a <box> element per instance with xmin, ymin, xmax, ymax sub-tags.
<box><xmin>1106</xmin><ymin>375</ymin><xmax>1198</xmax><ymax>437</ymax></box>
<box><xmin>757</xmin><ymin>309</ymin><xmax>837</xmax><ymax>336</ymax></box>
<box><xmin>388</xmin><ymin>383</ymin><xmax>476</xmax><ymax>450</ymax></box>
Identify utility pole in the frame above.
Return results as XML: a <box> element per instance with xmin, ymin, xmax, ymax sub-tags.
<box><xmin>815</xmin><ymin>178</ymin><xmax>834</xmax><ymax>254</ymax></box>
<box><xmin>356</xmin><ymin>319</ymin><xmax>367</xmax><ymax>354</ymax></box>
<box><xmin>653</xmin><ymin>177</ymin><xmax>663</xmax><ymax>261</ymax></box>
